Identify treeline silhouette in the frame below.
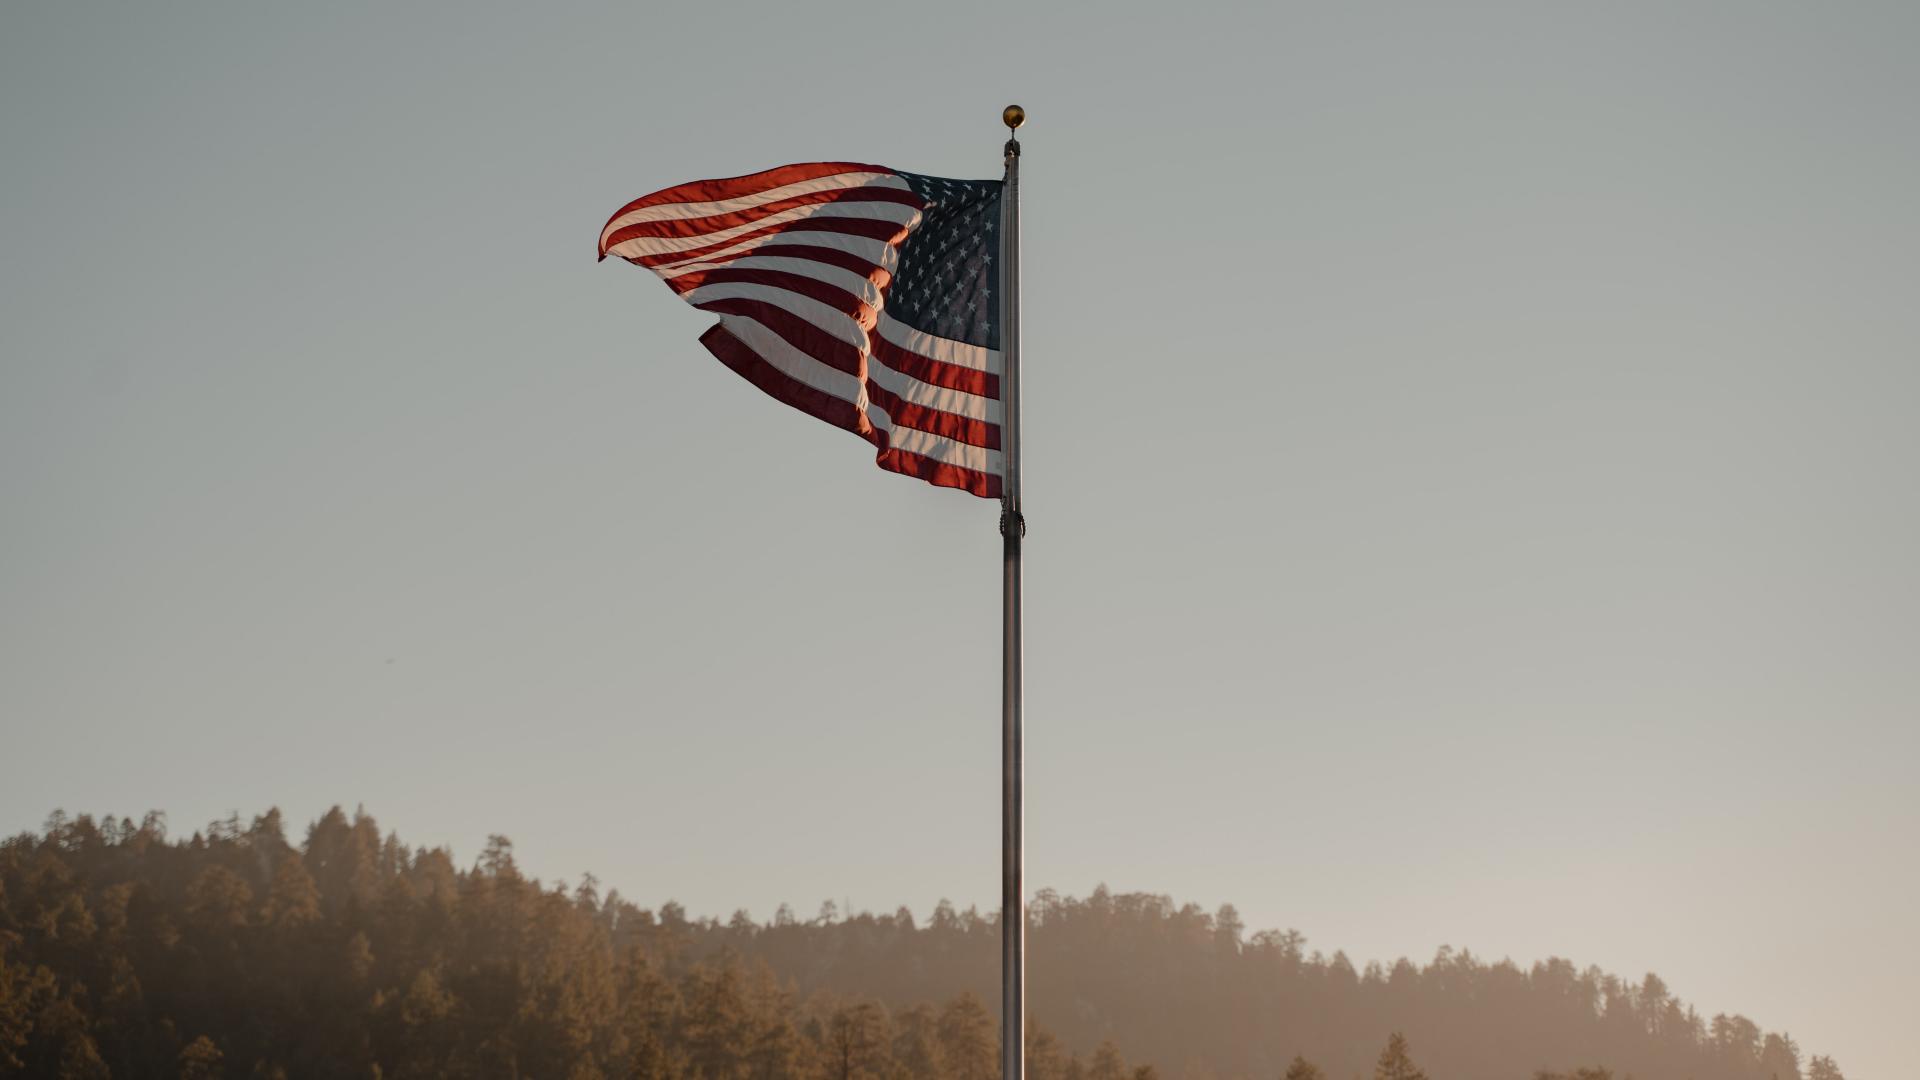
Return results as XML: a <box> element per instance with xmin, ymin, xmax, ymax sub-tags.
<box><xmin>1</xmin><ymin>808</ymin><xmax>1846</xmax><ymax>1080</ymax></box>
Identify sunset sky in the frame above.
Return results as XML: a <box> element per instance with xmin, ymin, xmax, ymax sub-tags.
<box><xmin>4</xmin><ymin>4</ymin><xmax>1916</xmax><ymax>1076</ymax></box>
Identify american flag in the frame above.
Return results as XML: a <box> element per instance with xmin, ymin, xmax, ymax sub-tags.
<box><xmin>598</xmin><ymin>162</ymin><xmax>1005</xmax><ymax>498</ymax></box>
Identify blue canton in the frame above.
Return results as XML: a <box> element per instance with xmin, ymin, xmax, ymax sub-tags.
<box><xmin>890</xmin><ymin>173</ymin><xmax>1003</xmax><ymax>352</ymax></box>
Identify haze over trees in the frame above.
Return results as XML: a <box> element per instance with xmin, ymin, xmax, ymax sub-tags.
<box><xmin>1</xmin><ymin>808</ymin><xmax>1844</xmax><ymax>1080</ymax></box>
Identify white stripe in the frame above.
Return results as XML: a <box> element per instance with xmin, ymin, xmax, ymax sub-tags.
<box><xmin>867</xmin><ymin>356</ymin><xmax>1003</xmax><ymax>423</ymax></box>
<box><xmin>718</xmin><ymin>315</ymin><xmax>869</xmax><ymax>413</ymax></box>
<box><xmin>649</xmin><ymin>230</ymin><xmax>899</xmax><ymax>277</ymax></box>
<box><xmin>876</xmin><ymin>412</ymin><xmax>1004</xmax><ymax>476</ymax></box>
<box><xmin>605</xmin><ymin>200</ymin><xmax>921</xmax><ymax>259</ymax></box>
<box><xmin>685</xmin><ymin>283</ymin><xmax>871</xmax><ymax>351</ymax></box>
<box><xmin>602</xmin><ymin>171</ymin><xmax>910</xmax><ymax>237</ymax></box>
<box><xmin>660</xmin><ymin>256</ymin><xmax>885</xmax><ymax>311</ymax></box>
<box><xmin>876</xmin><ymin>312</ymin><xmax>999</xmax><ymax>374</ymax></box>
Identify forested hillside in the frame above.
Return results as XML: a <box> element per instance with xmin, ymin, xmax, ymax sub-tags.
<box><xmin>0</xmin><ymin>808</ymin><xmax>1846</xmax><ymax>1080</ymax></box>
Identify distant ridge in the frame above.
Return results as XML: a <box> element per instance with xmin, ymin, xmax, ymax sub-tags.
<box><xmin>0</xmin><ymin>807</ymin><xmax>1845</xmax><ymax>1080</ymax></box>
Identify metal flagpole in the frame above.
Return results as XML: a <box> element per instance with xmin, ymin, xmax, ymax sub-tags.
<box><xmin>997</xmin><ymin>102</ymin><xmax>1026</xmax><ymax>1080</ymax></box>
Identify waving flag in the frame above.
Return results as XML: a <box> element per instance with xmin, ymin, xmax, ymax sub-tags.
<box><xmin>599</xmin><ymin>162</ymin><xmax>1005</xmax><ymax>498</ymax></box>
<box><xmin>599</xmin><ymin>110</ymin><xmax>1031</xmax><ymax>1080</ymax></box>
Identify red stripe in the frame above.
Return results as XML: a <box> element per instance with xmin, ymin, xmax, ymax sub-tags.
<box><xmin>690</xmin><ymin>299</ymin><xmax>864</xmax><ymax>376</ymax></box>
<box><xmin>602</xmin><ymin>162</ymin><xmax>893</xmax><ymax>224</ymax></box>
<box><xmin>699</xmin><ymin>324</ymin><xmax>871</xmax><ymax>438</ymax></box>
<box><xmin>627</xmin><ymin>216</ymin><xmax>914</xmax><ymax>270</ymax></box>
<box><xmin>672</xmin><ymin>267</ymin><xmax>876</xmax><ymax>326</ymax></box>
<box><xmin>871</xmin><ymin>332</ymin><xmax>999</xmax><ymax>399</ymax></box>
<box><xmin>740</xmin><ymin>243</ymin><xmax>895</xmax><ymax>285</ymax></box>
<box><xmin>866</xmin><ymin>381</ymin><xmax>1001</xmax><ymax>451</ymax></box>
<box><xmin>601</xmin><ymin>188</ymin><xmax>920</xmax><ymax>251</ymax></box>
<box><xmin>876</xmin><ymin>447</ymin><xmax>1000</xmax><ymax>499</ymax></box>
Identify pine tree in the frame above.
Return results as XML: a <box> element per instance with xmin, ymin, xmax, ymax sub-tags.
<box><xmin>0</xmin><ymin>941</ymin><xmax>56</xmax><ymax>1071</ymax></box>
<box><xmin>1372</xmin><ymin>1033</ymin><xmax>1427</xmax><ymax>1080</ymax></box>
<box><xmin>261</xmin><ymin>854</ymin><xmax>321</xmax><ymax>928</ymax></box>
<box><xmin>1026</xmin><ymin>1023</ymin><xmax>1067</xmax><ymax>1080</ymax></box>
<box><xmin>58</xmin><ymin>1027</ymin><xmax>112</xmax><ymax>1080</ymax></box>
<box><xmin>1760</xmin><ymin>1032</ymin><xmax>1803</xmax><ymax>1080</ymax></box>
<box><xmin>1283</xmin><ymin>1056</ymin><xmax>1325</xmax><ymax>1080</ymax></box>
<box><xmin>936</xmin><ymin>993</ymin><xmax>996</xmax><ymax>1080</ymax></box>
<box><xmin>824</xmin><ymin>1000</ymin><xmax>890</xmax><ymax>1080</ymax></box>
<box><xmin>1807</xmin><ymin>1055</ymin><xmax>1846</xmax><ymax>1080</ymax></box>
<box><xmin>1088</xmin><ymin>1041</ymin><xmax>1128</xmax><ymax>1080</ymax></box>
<box><xmin>185</xmin><ymin>866</ymin><xmax>253</xmax><ymax>928</ymax></box>
<box><xmin>895</xmin><ymin>1003</ymin><xmax>946</xmax><ymax>1080</ymax></box>
<box><xmin>682</xmin><ymin>961</ymin><xmax>753</xmax><ymax>1080</ymax></box>
<box><xmin>616</xmin><ymin>954</ymin><xmax>681</xmax><ymax>1080</ymax></box>
<box><xmin>178</xmin><ymin>1036</ymin><xmax>224</xmax><ymax>1080</ymax></box>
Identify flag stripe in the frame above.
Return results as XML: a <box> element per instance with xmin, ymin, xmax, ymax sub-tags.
<box><xmin>692</xmin><ymin>296</ymin><xmax>865</xmax><ymax>376</ymax></box>
<box><xmin>876</xmin><ymin>312</ymin><xmax>995</xmax><ymax>373</ymax></box>
<box><xmin>605</xmin><ymin>200</ymin><xmax>921</xmax><ymax>260</ymax></box>
<box><xmin>659</xmin><ymin>246</ymin><xmax>895</xmax><ymax>289</ymax></box>
<box><xmin>700</xmin><ymin>322</ymin><xmax>868</xmax><ymax>435</ymax></box>
<box><xmin>670</xmin><ymin>266</ymin><xmax>884</xmax><ymax>322</ymax></box>
<box><xmin>684</xmin><ymin>283</ymin><xmax>870</xmax><ymax>351</ymax></box>
<box><xmin>606</xmin><ymin>188</ymin><xmax>921</xmax><ymax>247</ymax></box>
<box><xmin>616</xmin><ymin>214</ymin><xmax>916</xmax><ymax>269</ymax></box>
<box><xmin>661</xmin><ymin>255</ymin><xmax>890</xmax><ymax>303</ymax></box>
<box><xmin>874</xmin><ymin>446</ymin><xmax>1002</xmax><ymax>499</ymax></box>
<box><xmin>866</xmin><ymin>357</ymin><xmax>1001</xmax><ymax>425</ymax></box>
<box><xmin>716</xmin><ymin>316</ymin><xmax>1003</xmax><ymax>479</ymax></box>
<box><xmin>875</xmin><ymin>418</ymin><xmax>1002</xmax><ymax>479</ymax></box>
<box><xmin>867</xmin><ymin>381</ymin><xmax>1000</xmax><ymax>451</ymax></box>
<box><xmin>606</xmin><ymin>162</ymin><xmax>892</xmax><ymax>219</ymax></box>
<box><xmin>715</xmin><ymin>315</ymin><xmax>867</xmax><ymax>418</ymax></box>
<box><xmin>871</xmin><ymin>332</ymin><xmax>998</xmax><ymax>399</ymax></box>
<box><xmin>650</xmin><ymin>233</ymin><xmax>900</xmax><ymax>279</ymax></box>
<box><xmin>602</xmin><ymin>171</ymin><xmax>910</xmax><ymax>234</ymax></box>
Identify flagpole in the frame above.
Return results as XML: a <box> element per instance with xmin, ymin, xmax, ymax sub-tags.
<box><xmin>998</xmin><ymin>103</ymin><xmax>1026</xmax><ymax>1080</ymax></box>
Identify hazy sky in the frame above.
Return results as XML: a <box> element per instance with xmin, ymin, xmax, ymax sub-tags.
<box><xmin>4</xmin><ymin>3</ymin><xmax>1916</xmax><ymax>1076</ymax></box>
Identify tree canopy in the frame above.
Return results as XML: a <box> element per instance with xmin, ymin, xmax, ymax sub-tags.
<box><xmin>0</xmin><ymin>808</ymin><xmax>1846</xmax><ymax>1080</ymax></box>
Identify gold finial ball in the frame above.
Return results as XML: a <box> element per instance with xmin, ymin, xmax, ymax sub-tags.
<box><xmin>1003</xmin><ymin>104</ymin><xmax>1026</xmax><ymax>130</ymax></box>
